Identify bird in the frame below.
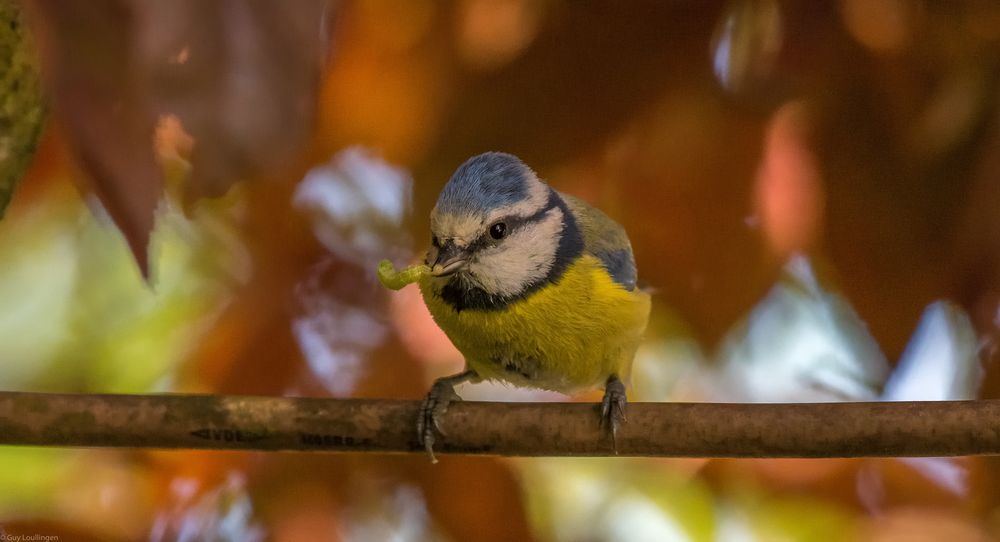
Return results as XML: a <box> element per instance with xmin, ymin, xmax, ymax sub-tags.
<box><xmin>416</xmin><ymin>151</ymin><xmax>651</xmax><ymax>461</ymax></box>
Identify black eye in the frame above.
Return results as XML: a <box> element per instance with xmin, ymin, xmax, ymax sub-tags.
<box><xmin>489</xmin><ymin>222</ymin><xmax>507</xmax><ymax>240</ymax></box>
<box><xmin>431</xmin><ymin>235</ymin><xmax>440</xmax><ymax>248</ymax></box>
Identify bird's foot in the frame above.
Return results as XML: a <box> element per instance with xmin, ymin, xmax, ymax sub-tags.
<box><xmin>417</xmin><ymin>370</ymin><xmax>475</xmax><ymax>463</ymax></box>
<box><xmin>600</xmin><ymin>375</ymin><xmax>627</xmax><ymax>454</ymax></box>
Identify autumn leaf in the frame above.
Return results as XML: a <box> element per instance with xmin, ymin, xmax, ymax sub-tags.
<box><xmin>24</xmin><ymin>0</ymin><xmax>333</xmax><ymax>274</ymax></box>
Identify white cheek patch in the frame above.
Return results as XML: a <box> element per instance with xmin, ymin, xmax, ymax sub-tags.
<box><xmin>466</xmin><ymin>207</ymin><xmax>564</xmax><ymax>297</ymax></box>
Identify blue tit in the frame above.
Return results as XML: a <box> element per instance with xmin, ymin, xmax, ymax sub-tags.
<box><xmin>416</xmin><ymin>152</ymin><xmax>651</xmax><ymax>460</ymax></box>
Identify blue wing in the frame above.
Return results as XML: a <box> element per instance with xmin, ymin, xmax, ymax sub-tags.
<box><xmin>559</xmin><ymin>193</ymin><xmax>638</xmax><ymax>291</ymax></box>
<box><xmin>594</xmin><ymin>248</ymin><xmax>637</xmax><ymax>291</ymax></box>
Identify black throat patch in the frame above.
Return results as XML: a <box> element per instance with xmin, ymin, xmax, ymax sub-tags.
<box><xmin>437</xmin><ymin>189</ymin><xmax>584</xmax><ymax>312</ymax></box>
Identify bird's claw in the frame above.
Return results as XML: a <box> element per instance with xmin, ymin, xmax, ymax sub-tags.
<box><xmin>600</xmin><ymin>376</ymin><xmax>628</xmax><ymax>454</ymax></box>
<box><xmin>417</xmin><ymin>377</ymin><xmax>463</xmax><ymax>463</ymax></box>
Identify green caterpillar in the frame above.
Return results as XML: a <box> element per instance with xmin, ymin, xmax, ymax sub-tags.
<box><xmin>377</xmin><ymin>260</ymin><xmax>430</xmax><ymax>291</ymax></box>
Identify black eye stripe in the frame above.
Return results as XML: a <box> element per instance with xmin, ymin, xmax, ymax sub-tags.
<box><xmin>486</xmin><ymin>196</ymin><xmax>558</xmax><ymax>236</ymax></box>
<box><xmin>462</xmin><ymin>191</ymin><xmax>561</xmax><ymax>252</ymax></box>
<box><xmin>519</xmin><ymin>195</ymin><xmax>558</xmax><ymax>224</ymax></box>
<box><xmin>474</xmin><ymin>212</ymin><xmax>544</xmax><ymax>245</ymax></box>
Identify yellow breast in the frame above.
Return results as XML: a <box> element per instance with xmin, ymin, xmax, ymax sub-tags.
<box><xmin>419</xmin><ymin>254</ymin><xmax>651</xmax><ymax>393</ymax></box>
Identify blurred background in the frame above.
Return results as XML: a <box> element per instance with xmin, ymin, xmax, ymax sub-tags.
<box><xmin>2</xmin><ymin>0</ymin><xmax>1000</xmax><ymax>540</ymax></box>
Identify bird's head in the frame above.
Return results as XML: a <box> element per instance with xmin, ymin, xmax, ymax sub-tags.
<box><xmin>426</xmin><ymin>152</ymin><xmax>569</xmax><ymax>303</ymax></box>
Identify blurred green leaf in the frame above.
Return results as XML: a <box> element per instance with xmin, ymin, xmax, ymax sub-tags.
<box><xmin>0</xmin><ymin>0</ymin><xmax>46</xmax><ymax>218</ymax></box>
<box><xmin>519</xmin><ymin>458</ymin><xmax>715</xmax><ymax>542</ymax></box>
<box><xmin>747</xmin><ymin>497</ymin><xmax>858</xmax><ymax>542</ymax></box>
<box><xmin>0</xmin><ymin>180</ymin><xmax>243</xmax><ymax>392</ymax></box>
<box><xmin>0</xmin><ymin>194</ymin><xmax>78</xmax><ymax>388</ymax></box>
<box><xmin>0</xmin><ymin>448</ymin><xmax>72</xmax><ymax>516</ymax></box>
<box><xmin>66</xmin><ymin>198</ymin><xmax>244</xmax><ymax>393</ymax></box>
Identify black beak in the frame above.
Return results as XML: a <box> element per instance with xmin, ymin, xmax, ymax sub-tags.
<box><xmin>430</xmin><ymin>240</ymin><xmax>467</xmax><ymax>277</ymax></box>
